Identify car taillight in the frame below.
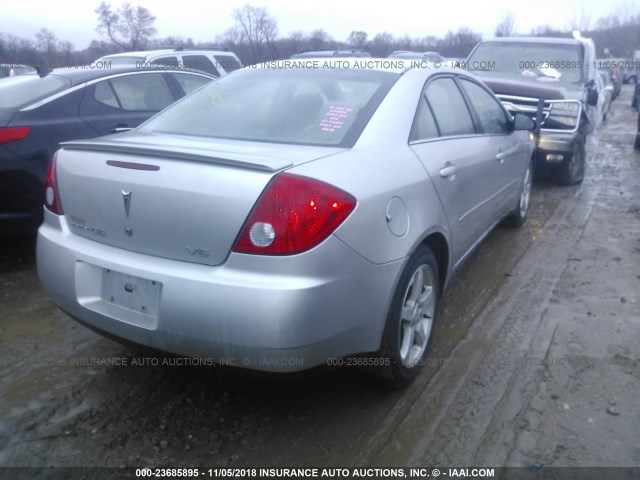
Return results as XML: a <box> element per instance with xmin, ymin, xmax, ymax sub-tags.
<box><xmin>44</xmin><ymin>153</ymin><xmax>63</xmax><ymax>215</ymax></box>
<box><xmin>0</xmin><ymin>127</ymin><xmax>30</xmax><ymax>145</ymax></box>
<box><xmin>233</xmin><ymin>173</ymin><xmax>356</xmax><ymax>255</ymax></box>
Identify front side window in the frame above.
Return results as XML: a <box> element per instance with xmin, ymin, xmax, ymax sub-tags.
<box><xmin>459</xmin><ymin>79</ymin><xmax>510</xmax><ymax>135</ymax></box>
<box><xmin>425</xmin><ymin>77</ymin><xmax>475</xmax><ymax>137</ymax></box>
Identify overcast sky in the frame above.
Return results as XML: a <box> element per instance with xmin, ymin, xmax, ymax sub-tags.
<box><xmin>0</xmin><ymin>0</ymin><xmax>630</xmax><ymax>49</ymax></box>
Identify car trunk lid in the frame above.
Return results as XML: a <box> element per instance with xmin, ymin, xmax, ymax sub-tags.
<box><xmin>56</xmin><ymin>136</ymin><xmax>344</xmax><ymax>266</ymax></box>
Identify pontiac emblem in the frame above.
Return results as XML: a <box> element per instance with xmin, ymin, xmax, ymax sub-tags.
<box><xmin>122</xmin><ymin>190</ymin><xmax>131</xmax><ymax>218</ymax></box>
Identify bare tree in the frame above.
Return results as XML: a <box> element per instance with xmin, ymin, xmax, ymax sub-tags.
<box><xmin>308</xmin><ymin>29</ymin><xmax>333</xmax><ymax>50</ymax></box>
<box><xmin>232</xmin><ymin>4</ymin><xmax>278</xmax><ymax>64</ymax></box>
<box><xmin>95</xmin><ymin>2</ymin><xmax>157</xmax><ymax>51</ymax></box>
<box><xmin>347</xmin><ymin>31</ymin><xmax>368</xmax><ymax>49</ymax></box>
<box><xmin>569</xmin><ymin>8</ymin><xmax>592</xmax><ymax>32</ymax></box>
<box><xmin>441</xmin><ymin>28</ymin><xmax>482</xmax><ymax>57</ymax></box>
<box><xmin>286</xmin><ymin>31</ymin><xmax>306</xmax><ymax>53</ymax></box>
<box><xmin>419</xmin><ymin>35</ymin><xmax>440</xmax><ymax>51</ymax></box>
<box><xmin>395</xmin><ymin>34</ymin><xmax>414</xmax><ymax>51</ymax></box>
<box><xmin>86</xmin><ymin>39</ymin><xmax>114</xmax><ymax>60</ymax></box>
<box><xmin>153</xmin><ymin>36</ymin><xmax>195</xmax><ymax>49</ymax></box>
<box><xmin>529</xmin><ymin>25</ymin><xmax>564</xmax><ymax>37</ymax></box>
<box><xmin>495</xmin><ymin>12</ymin><xmax>516</xmax><ymax>37</ymax></box>
<box><xmin>35</xmin><ymin>28</ymin><xmax>58</xmax><ymax>66</ymax></box>
<box><xmin>370</xmin><ymin>32</ymin><xmax>395</xmax><ymax>57</ymax></box>
<box><xmin>59</xmin><ymin>41</ymin><xmax>75</xmax><ymax>66</ymax></box>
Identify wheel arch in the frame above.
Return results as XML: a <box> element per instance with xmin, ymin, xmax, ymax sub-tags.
<box><xmin>419</xmin><ymin>231</ymin><xmax>450</xmax><ymax>295</ymax></box>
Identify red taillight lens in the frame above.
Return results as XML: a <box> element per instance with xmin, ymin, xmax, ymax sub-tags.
<box><xmin>0</xmin><ymin>127</ymin><xmax>30</xmax><ymax>145</ymax></box>
<box><xmin>233</xmin><ymin>173</ymin><xmax>356</xmax><ymax>255</ymax></box>
<box><xmin>44</xmin><ymin>153</ymin><xmax>63</xmax><ymax>215</ymax></box>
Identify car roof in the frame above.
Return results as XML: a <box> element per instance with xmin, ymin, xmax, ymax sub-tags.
<box><xmin>251</xmin><ymin>57</ymin><xmax>459</xmax><ymax>75</ymax></box>
<box><xmin>389</xmin><ymin>50</ymin><xmax>441</xmax><ymax>55</ymax></box>
<box><xmin>101</xmin><ymin>48</ymin><xmax>233</xmax><ymax>58</ymax></box>
<box><xmin>28</xmin><ymin>66</ymin><xmax>215</xmax><ymax>86</ymax></box>
<box><xmin>291</xmin><ymin>50</ymin><xmax>371</xmax><ymax>58</ymax></box>
<box><xmin>480</xmin><ymin>36</ymin><xmax>582</xmax><ymax>46</ymax></box>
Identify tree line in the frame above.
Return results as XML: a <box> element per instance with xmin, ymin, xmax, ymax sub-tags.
<box><xmin>1</xmin><ymin>2</ymin><xmax>639</xmax><ymax>69</ymax></box>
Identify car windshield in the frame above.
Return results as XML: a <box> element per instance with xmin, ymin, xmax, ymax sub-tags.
<box><xmin>468</xmin><ymin>42</ymin><xmax>584</xmax><ymax>83</ymax></box>
<box><xmin>141</xmin><ymin>68</ymin><xmax>397</xmax><ymax>147</ymax></box>
<box><xmin>0</xmin><ymin>74</ymin><xmax>71</xmax><ymax>109</ymax></box>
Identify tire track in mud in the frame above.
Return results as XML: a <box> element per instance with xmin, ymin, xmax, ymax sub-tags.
<box><xmin>371</xmin><ymin>88</ymin><xmax>637</xmax><ymax>467</ymax></box>
<box><xmin>371</xmin><ymin>140</ymin><xmax>602</xmax><ymax>467</ymax></box>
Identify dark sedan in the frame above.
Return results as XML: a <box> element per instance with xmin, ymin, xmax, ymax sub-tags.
<box><xmin>0</xmin><ymin>66</ymin><xmax>215</xmax><ymax>234</ymax></box>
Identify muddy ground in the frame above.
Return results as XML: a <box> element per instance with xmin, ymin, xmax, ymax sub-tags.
<box><xmin>1</xmin><ymin>86</ymin><xmax>639</xmax><ymax>472</ymax></box>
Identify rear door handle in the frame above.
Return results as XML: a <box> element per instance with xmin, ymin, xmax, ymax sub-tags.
<box><xmin>496</xmin><ymin>148</ymin><xmax>519</xmax><ymax>163</ymax></box>
<box><xmin>440</xmin><ymin>163</ymin><xmax>458</xmax><ymax>178</ymax></box>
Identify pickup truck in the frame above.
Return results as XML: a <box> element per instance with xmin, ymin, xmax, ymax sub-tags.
<box><xmin>465</xmin><ymin>34</ymin><xmax>599</xmax><ymax>185</ymax></box>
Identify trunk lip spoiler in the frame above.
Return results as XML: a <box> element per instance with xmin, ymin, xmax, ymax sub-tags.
<box><xmin>59</xmin><ymin>140</ymin><xmax>294</xmax><ymax>172</ymax></box>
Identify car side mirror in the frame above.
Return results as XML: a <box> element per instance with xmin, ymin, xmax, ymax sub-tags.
<box><xmin>513</xmin><ymin>113</ymin><xmax>535</xmax><ymax>131</ymax></box>
<box><xmin>587</xmin><ymin>89</ymin><xmax>598</xmax><ymax>106</ymax></box>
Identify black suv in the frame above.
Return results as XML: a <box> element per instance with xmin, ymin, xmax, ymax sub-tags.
<box><xmin>466</xmin><ymin>35</ymin><xmax>599</xmax><ymax>185</ymax></box>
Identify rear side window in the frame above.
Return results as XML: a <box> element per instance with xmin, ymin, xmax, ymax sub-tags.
<box><xmin>182</xmin><ymin>55</ymin><xmax>220</xmax><ymax>76</ymax></box>
<box><xmin>94</xmin><ymin>81</ymin><xmax>120</xmax><ymax>108</ymax></box>
<box><xmin>171</xmin><ymin>73</ymin><xmax>213</xmax><ymax>95</ymax></box>
<box><xmin>109</xmin><ymin>73</ymin><xmax>174</xmax><ymax>111</ymax></box>
<box><xmin>411</xmin><ymin>96</ymin><xmax>439</xmax><ymax>141</ymax></box>
<box><xmin>0</xmin><ymin>74</ymin><xmax>70</xmax><ymax>109</ymax></box>
<box><xmin>425</xmin><ymin>78</ymin><xmax>475</xmax><ymax>137</ymax></box>
<box><xmin>214</xmin><ymin>55</ymin><xmax>242</xmax><ymax>73</ymax></box>
<box><xmin>88</xmin><ymin>73</ymin><xmax>174</xmax><ymax>112</ymax></box>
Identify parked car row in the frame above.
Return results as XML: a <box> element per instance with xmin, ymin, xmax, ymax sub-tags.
<box><xmin>0</xmin><ymin>63</ymin><xmax>36</xmax><ymax>78</ymax></box>
<box><xmin>96</xmin><ymin>47</ymin><xmax>242</xmax><ymax>77</ymax></box>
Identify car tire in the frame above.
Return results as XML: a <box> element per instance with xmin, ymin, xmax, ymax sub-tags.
<box><xmin>635</xmin><ymin>134</ymin><xmax>640</xmax><ymax>150</ymax></box>
<box><xmin>374</xmin><ymin>245</ymin><xmax>439</xmax><ymax>388</ymax></box>
<box><xmin>554</xmin><ymin>134</ymin><xmax>585</xmax><ymax>186</ymax></box>
<box><xmin>632</xmin><ymin>94</ymin><xmax>638</xmax><ymax>109</ymax></box>
<box><xmin>504</xmin><ymin>159</ymin><xmax>533</xmax><ymax>227</ymax></box>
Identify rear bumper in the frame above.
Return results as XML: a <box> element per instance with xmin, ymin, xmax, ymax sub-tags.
<box><xmin>37</xmin><ymin>210</ymin><xmax>402</xmax><ymax>372</ymax></box>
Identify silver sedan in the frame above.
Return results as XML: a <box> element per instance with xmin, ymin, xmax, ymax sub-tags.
<box><xmin>37</xmin><ymin>59</ymin><xmax>535</xmax><ymax>387</ymax></box>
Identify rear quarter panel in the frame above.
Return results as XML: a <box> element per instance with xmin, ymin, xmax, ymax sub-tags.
<box><xmin>289</xmin><ymin>69</ymin><xmax>451</xmax><ymax>267</ymax></box>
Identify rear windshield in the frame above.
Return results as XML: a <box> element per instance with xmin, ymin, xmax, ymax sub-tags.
<box><xmin>140</xmin><ymin>68</ymin><xmax>397</xmax><ymax>147</ymax></box>
<box><xmin>0</xmin><ymin>74</ymin><xmax>70</xmax><ymax>109</ymax></box>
